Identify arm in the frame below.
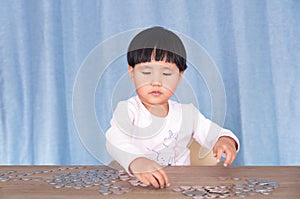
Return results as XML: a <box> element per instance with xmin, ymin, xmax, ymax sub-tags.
<box><xmin>106</xmin><ymin>101</ymin><xmax>169</xmax><ymax>188</ymax></box>
<box><xmin>105</xmin><ymin>101</ymin><xmax>147</xmax><ymax>173</ymax></box>
<box><xmin>191</xmin><ymin>105</ymin><xmax>239</xmax><ymax>166</ymax></box>
<box><xmin>128</xmin><ymin>157</ymin><xmax>170</xmax><ymax>189</ymax></box>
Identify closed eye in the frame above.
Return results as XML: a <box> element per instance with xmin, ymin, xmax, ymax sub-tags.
<box><xmin>142</xmin><ymin>71</ymin><xmax>151</xmax><ymax>75</ymax></box>
<box><xmin>163</xmin><ymin>73</ymin><xmax>172</xmax><ymax>76</ymax></box>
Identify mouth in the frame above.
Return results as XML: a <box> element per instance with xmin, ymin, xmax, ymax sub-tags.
<box><xmin>150</xmin><ymin>90</ymin><xmax>162</xmax><ymax>96</ymax></box>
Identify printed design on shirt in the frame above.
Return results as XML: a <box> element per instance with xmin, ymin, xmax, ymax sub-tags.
<box><xmin>163</xmin><ymin>130</ymin><xmax>178</xmax><ymax>147</ymax></box>
<box><xmin>146</xmin><ymin>130</ymin><xmax>179</xmax><ymax>166</ymax></box>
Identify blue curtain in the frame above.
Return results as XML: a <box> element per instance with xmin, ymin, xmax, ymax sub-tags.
<box><xmin>0</xmin><ymin>0</ymin><xmax>299</xmax><ymax>166</ymax></box>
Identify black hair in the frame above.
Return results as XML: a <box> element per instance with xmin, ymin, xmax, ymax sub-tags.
<box><xmin>127</xmin><ymin>26</ymin><xmax>187</xmax><ymax>71</ymax></box>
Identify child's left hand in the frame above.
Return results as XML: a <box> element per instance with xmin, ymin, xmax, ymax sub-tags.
<box><xmin>213</xmin><ymin>136</ymin><xmax>238</xmax><ymax>167</ymax></box>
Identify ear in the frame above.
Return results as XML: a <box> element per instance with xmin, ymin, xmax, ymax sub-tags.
<box><xmin>128</xmin><ymin>65</ymin><xmax>134</xmax><ymax>81</ymax></box>
<box><xmin>179</xmin><ymin>71</ymin><xmax>184</xmax><ymax>81</ymax></box>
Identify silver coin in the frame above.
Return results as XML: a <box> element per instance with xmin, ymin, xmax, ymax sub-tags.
<box><xmin>8</xmin><ymin>174</ymin><xmax>17</xmax><ymax>178</ymax></box>
<box><xmin>6</xmin><ymin>170</ymin><xmax>17</xmax><ymax>174</ymax></box>
<box><xmin>93</xmin><ymin>181</ymin><xmax>101</xmax><ymax>186</ymax></box>
<box><xmin>219</xmin><ymin>194</ymin><xmax>230</xmax><ymax>198</ymax></box>
<box><xmin>130</xmin><ymin>182</ymin><xmax>140</xmax><ymax>186</ymax></box>
<box><xmin>192</xmin><ymin>185</ymin><xmax>204</xmax><ymax>189</ymax></box>
<box><xmin>218</xmin><ymin>176</ymin><xmax>228</xmax><ymax>181</ymax></box>
<box><xmin>121</xmin><ymin>186</ymin><xmax>131</xmax><ymax>192</ymax></box>
<box><xmin>44</xmin><ymin>179</ymin><xmax>53</xmax><ymax>183</ymax></box>
<box><xmin>232</xmin><ymin>177</ymin><xmax>241</xmax><ymax>181</ymax></box>
<box><xmin>183</xmin><ymin>191</ymin><xmax>195</xmax><ymax>197</ymax></box>
<box><xmin>120</xmin><ymin>177</ymin><xmax>130</xmax><ymax>181</ymax></box>
<box><xmin>235</xmin><ymin>193</ymin><xmax>247</xmax><ymax>197</ymax></box>
<box><xmin>42</xmin><ymin>169</ymin><xmax>51</xmax><ymax>173</ymax></box>
<box><xmin>83</xmin><ymin>183</ymin><xmax>93</xmax><ymax>188</ymax></box>
<box><xmin>112</xmin><ymin>190</ymin><xmax>125</xmax><ymax>195</ymax></box>
<box><xmin>193</xmin><ymin>196</ymin><xmax>204</xmax><ymax>199</ymax></box>
<box><xmin>99</xmin><ymin>190</ymin><xmax>112</xmax><ymax>195</ymax></box>
<box><xmin>180</xmin><ymin>185</ymin><xmax>191</xmax><ymax>190</ymax></box>
<box><xmin>192</xmin><ymin>190</ymin><xmax>206</xmax><ymax>196</ymax></box>
<box><xmin>65</xmin><ymin>183</ymin><xmax>76</xmax><ymax>188</ymax></box>
<box><xmin>0</xmin><ymin>176</ymin><xmax>10</xmax><ymax>181</ymax></box>
<box><xmin>22</xmin><ymin>177</ymin><xmax>32</xmax><ymax>181</ymax></box>
<box><xmin>247</xmin><ymin>190</ymin><xmax>257</xmax><ymax>195</ymax></box>
<box><xmin>205</xmin><ymin>193</ymin><xmax>218</xmax><ymax>198</ymax></box>
<box><xmin>31</xmin><ymin>177</ymin><xmax>43</xmax><ymax>181</ymax></box>
<box><xmin>54</xmin><ymin>184</ymin><xmax>65</xmax><ymax>189</ymax></box>
<box><xmin>172</xmin><ymin>187</ymin><xmax>182</xmax><ymax>192</ymax></box>
<box><xmin>261</xmin><ymin>190</ymin><xmax>272</xmax><ymax>195</ymax></box>
<box><xmin>74</xmin><ymin>185</ymin><xmax>83</xmax><ymax>189</ymax></box>
<box><xmin>139</xmin><ymin>183</ymin><xmax>148</xmax><ymax>187</ymax></box>
<box><xmin>102</xmin><ymin>182</ymin><xmax>112</xmax><ymax>186</ymax></box>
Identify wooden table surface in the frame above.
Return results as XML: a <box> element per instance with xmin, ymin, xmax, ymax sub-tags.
<box><xmin>0</xmin><ymin>166</ymin><xmax>299</xmax><ymax>199</ymax></box>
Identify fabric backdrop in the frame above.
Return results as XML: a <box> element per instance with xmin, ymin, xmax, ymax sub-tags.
<box><xmin>0</xmin><ymin>0</ymin><xmax>299</xmax><ymax>166</ymax></box>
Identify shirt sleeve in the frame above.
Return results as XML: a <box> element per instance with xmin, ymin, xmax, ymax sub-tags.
<box><xmin>191</xmin><ymin>104</ymin><xmax>240</xmax><ymax>151</ymax></box>
<box><xmin>105</xmin><ymin>101</ymin><xmax>147</xmax><ymax>174</ymax></box>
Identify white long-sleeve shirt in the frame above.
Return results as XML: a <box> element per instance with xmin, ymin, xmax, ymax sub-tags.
<box><xmin>106</xmin><ymin>96</ymin><xmax>239</xmax><ymax>172</ymax></box>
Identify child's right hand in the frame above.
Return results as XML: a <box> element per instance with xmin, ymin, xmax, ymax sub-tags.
<box><xmin>129</xmin><ymin>157</ymin><xmax>170</xmax><ymax>189</ymax></box>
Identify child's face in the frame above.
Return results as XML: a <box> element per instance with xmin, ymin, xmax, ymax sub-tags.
<box><xmin>128</xmin><ymin>60</ymin><xmax>183</xmax><ymax>112</ymax></box>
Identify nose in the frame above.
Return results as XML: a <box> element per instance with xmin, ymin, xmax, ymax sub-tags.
<box><xmin>151</xmin><ymin>81</ymin><xmax>162</xmax><ymax>86</ymax></box>
<box><xmin>151</xmin><ymin>71</ymin><xmax>162</xmax><ymax>86</ymax></box>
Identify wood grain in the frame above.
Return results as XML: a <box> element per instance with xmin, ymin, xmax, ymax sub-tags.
<box><xmin>0</xmin><ymin>166</ymin><xmax>299</xmax><ymax>199</ymax></box>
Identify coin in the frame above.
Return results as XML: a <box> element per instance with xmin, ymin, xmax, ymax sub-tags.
<box><xmin>180</xmin><ymin>185</ymin><xmax>191</xmax><ymax>190</ymax></box>
<box><xmin>0</xmin><ymin>168</ymin><xmax>279</xmax><ymax>198</ymax></box>
<box><xmin>217</xmin><ymin>176</ymin><xmax>228</xmax><ymax>181</ymax></box>
<box><xmin>0</xmin><ymin>176</ymin><xmax>9</xmax><ymax>181</ymax></box>
<box><xmin>172</xmin><ymin>187</ymin><xmax>182</xmax><ymax>192</ymax></box>
<box><xmin>232</xmin><ymin>176</ymin><xmax>241</xmax><ymax>181</ymax></box>
<box><xmin>193</xmin><ymin>196</ymin><xmax>204</xmax><ymax>199</ymax></box>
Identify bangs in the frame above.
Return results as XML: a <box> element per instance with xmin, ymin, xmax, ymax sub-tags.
<box><xmin>127</xmin><ymin>27</ymin><xmax>187</xmax><ymax>71</ymax></box>
<box><xmin>128</xmin><ymin>48</ymin><xmax>182</xmax><ymax>64</ymax></box>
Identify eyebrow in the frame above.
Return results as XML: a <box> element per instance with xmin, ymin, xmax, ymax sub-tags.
<box><xmin>139</xmin><ymin>65</ymin><xmax>152</xmax><ymax>69</ymax></box>
<box><xmin>140</xmin><ymin>65</ymin><xmax>174</xmax><ymax>71</ymax></box>
<box><xmin>161</xmin><ymin>67</ymin><xmax>173</xmax><ymax>71</ymax></box>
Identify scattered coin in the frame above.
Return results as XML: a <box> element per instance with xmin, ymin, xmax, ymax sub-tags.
<box><xmin>172</xmin><ymin>187</ymin><xmax>182</xmax><ymax>192</ymax></box>
<box><xmin>0</xmin><ymin>167</ymin><xmax>278</xmax><ymax>198</ymax></box>
<box><xmin>171</xmin><ymin>177</ymin><xmax>278</xmax><ymax>198</ymax></box>
<box><xmin>0</xmin><ymin>176</ymin><xmax>9</xmax><ymax>181</ymax></box>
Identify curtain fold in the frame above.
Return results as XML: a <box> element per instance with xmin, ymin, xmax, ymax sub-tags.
<box><xmin>0</xmin><ymin>0</ymin><xmax>299</xmax><ymax>166</ymax></box>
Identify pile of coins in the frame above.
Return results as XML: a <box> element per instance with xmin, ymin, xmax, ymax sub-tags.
<box><xmin>173</xmin><ymin>185</ymin><xmax>232</xmax><ymax>198</ymax></box>
<box><xmin>46</xmin><ymin>168</ymin><xmax>119</xmax><ymax>189</ymax></box>
<box><xmin>0</xmin><ymin>167</ymin><xmax>279</xmax><ymax>198</ymax></box>
<box><xmin>233</xmin><ymin>178</ymin><xmax>278</xmax><ymax>197</ymax></box>
<box><xmin>0</xmin><ymin>167</ymin><xmax>84</xmax><ymax>182</ymax></box>
<box><xmin>119</xmin><ymin>170</ymin><xmax>149</xmax><ymax>187</ymax></box>
<box><xmin>0</xmin><ymin>167</ymin><xmax>138</xmax><ymax>196</ymax></box>
<box><xmin>172</xmin><ymin>177</ymin><xmax>278</xmax><ymax>198</ymax></box>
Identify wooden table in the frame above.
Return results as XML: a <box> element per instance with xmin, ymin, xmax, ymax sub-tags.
<box><xmin>0</xmin><ymin>166</ymin><xmax>299</xmax><ymax>199</ymax></box>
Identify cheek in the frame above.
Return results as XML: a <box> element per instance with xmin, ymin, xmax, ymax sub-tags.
<box><xmin>162</xmin><ymin>78</ymin><xmax>180</xmax><ymax>92</ymax></box>
<box><xmin>135</xmin><ymin>86</ymin><xmax>149</xmax><ymax>98</ymax></box>
<box><xmin>134</xmin><ymin>78</ymin><xmax>150</xmax><ymax>90</ymax></box>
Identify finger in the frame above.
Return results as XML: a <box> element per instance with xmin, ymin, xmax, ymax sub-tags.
<box><xmin>213</xmin><ymin>147</ymin><xmax>218</xmax><ymax>158</ymax></box>
<box><xmin>223</xmin><ymin>151</ymin><xmax>232</xmax><ymax>167</ymax></box>
<box><xmin>157</xmin><ymin>168</ymin><xmax>170</xmax><ymax>187</ymax></box>
<box><xmin>152</xmin><ymin>172</ymin><xmax>165</xmax><ymax>189</ymax></box>
<box><xmin>145</xmin><ymin>174</ymin><xmax>160</xmax><ymax>189</ymax></box>
<box><xmin>135</xmin><ymin>174</ymin><xmax>150</xmax><ymax>186</ymax></box>
<box><xmin>153</xmin><ymin>169</ymin><xmax>170</xmax><ymax>189</ymax></box>
<box><xmin>216</xmin><ymin>148</ymin><xmax>224</xmax><ymax>163</ymax></box>
<box><xmin>228</xmin><ymin>150</ymin><xmax>237</xmax><ymax>165</ymax></box>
